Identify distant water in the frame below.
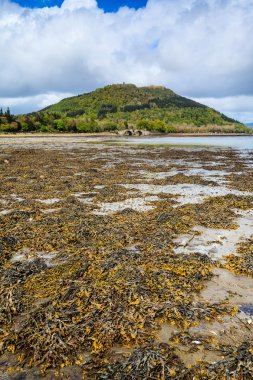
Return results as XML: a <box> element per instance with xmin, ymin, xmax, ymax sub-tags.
<box><xmin>0</xmin><ymin>135</ymin><xmax>253</xmax><ymax>150</ymax></box>
<box><xmin>122</xmin><ymin>136</ymin><xmax>253</xmax><ymax>150</ymax></box>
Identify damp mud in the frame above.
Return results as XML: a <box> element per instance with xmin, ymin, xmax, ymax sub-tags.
<box><xmin>0</xmin><ymin>138</ymin><xmax>253</xmax><ymax>379</ymax></box>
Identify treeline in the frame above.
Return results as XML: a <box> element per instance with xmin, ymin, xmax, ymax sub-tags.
<box><xmin>0</xmin><ymin>108</ymin><xmax>20</xmax><ymax>132</ymax></box>
<box><xmin>0</xmin><ymin>109</ymin><xmax>251</xmax><ymax>134</ymax></box>
<box><xmin>0</xmin><ymin>107</ymin><xmax>15</xmax><ymax>122</ymax></box>
<box><xmin>0</xmin><ymin>98</ymin><xmax>252</xmax><ymax>134</ymax></box>
<box><xmin>3</xmin><ymin>83</ymin><xmax>247</xmax><ymax>134</ymax></box>
<box><xmin>0</xmin><ymin>111</ymin><xmax>118</xmax><ymax>133</ymax></box>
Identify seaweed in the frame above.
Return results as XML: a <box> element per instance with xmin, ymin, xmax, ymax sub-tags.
<box><xmin>0</xmin><ymin>144</ymin><xmax>252</xmax><ymax>379</ymax></box>
<box><xmin>225</xmin><ymin>237</ymin><xmax>253</xmax><ymax>277</ymax></box>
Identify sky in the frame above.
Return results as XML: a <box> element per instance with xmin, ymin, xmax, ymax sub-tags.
<box><xmin>12</xmin><ymin>0</ymin><xmax>148</xmax><ymax>12</ymax></box>
<box><xmin>1</xmin><ymin>0</ymin><xmax>253</xmax><ymax>122</ymax></box>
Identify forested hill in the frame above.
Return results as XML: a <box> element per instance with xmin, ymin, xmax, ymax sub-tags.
<box><xmin>43</xmin><ymin>84</ymin><xmax>206</xmax><ymax>116</ymax></box>
<box><xmin>0</xmin><ymin>84</ymin><xmax>251</xmax><ymax>133</ymax></box>
<box><xmin>40</xmin><ymin>84</ymin><xmax>247</xmax><ymax>133</ymax></box>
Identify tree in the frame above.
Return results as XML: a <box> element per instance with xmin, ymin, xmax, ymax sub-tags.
<box><xmin>4</xmin><ymin>107</ymin><xmax>14</xmax><ymax>123</ymax></box>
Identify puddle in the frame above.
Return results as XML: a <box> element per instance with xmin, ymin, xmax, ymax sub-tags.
<box><xmin>10</xmin><ymin>247</ymin><xmax>31</xmax><ymax>262</ymax></box>
<box><xmin>157</xmin><ymin>267</ymin><xmax>253</xmax><ymax>365</ymax></box>
<box><xmin>72</xmin><ymin>192</ymin><xmax>97</xmax><ymax>197</ymax></box>
<box><xmin>157</xmin><ymin>322</ymin><xmax>224</xmax><ymax>365</ymax></box>
<box><xmin>179</xmin><ymin>348</ymin><xmax>223</xmax><ymax>366</ymax></box>
<box><xmin>158</xmin><ymin>323</ymin><xmax>178</xmax><ymax>342</ymax></box>
<box><xmin>93</xmin><ymin>196</ymin><xmax>159</xmax><ymax>215</ymax></box>
<box><xmin>0</xmin><ymin>198</ymin><xmax>8</xmax><ymax>205</ymax></box>
<box><xmin>41</xmin><ymin>208</ymin><xmax>60</xmax><ymax>214</ymax></box>
<box><xmin>0</xmin><ymin>209</ymin><xmax>12</xmax><ymax>215</ymax></box>
<box><xmin>134</xmin><ymin>168</ymin><xmax>232</xmax><ymax>184</ymax></box>
<box><xmin>120</xmin><ymin>183</ymin><xmax>253</xmax><ymax>206</ymax></box>
<box><xmin>134</xmin><ymin>170</ymin><xmax>182</xmax><ymax>179</ymax></box>
<box><xmin>239</xmin><ymin>305</ymin><xmax>253</xmax><ymax>315</ymax></box>
<box><xmin>192</xmin><ymin>265</ymin><xmax>253</xmax><ymax>346</ymax></box>
<box><xmin>187</xmin><ymin>307</ymin><xmax>253</xmax><ymax>357</ymax></box>
<box><xmin>10</xmin><ymin>193</ymin><xmax>25</xmax><ymax>202</ymax></box>
<box><xmin>77</xmin><ymin>198</ymin><xmax>94</xmax><ymax>205</ymax></box>
<box><xmin>157</xmin><ymin>314</ymin><xmax>252</xmax><ymax>366</ymax></box>
<box><xmin>37</xmin><ymin>198</ymin><xmax>60</xmax><ymax>205</ymax></box>
<box><xmin>198</xmin><ymin>267</ymin><xmax>253</xmax><ymax>306</ymax></box>
<box><xmin>174</xmin><ymin>209</ymin><xmax>253</xmax><ymax>260</ymax></box>
<box><xmin>11</xmin><ymin>248</ymin><xmax>57</xmax><ymax>266</ymax></box>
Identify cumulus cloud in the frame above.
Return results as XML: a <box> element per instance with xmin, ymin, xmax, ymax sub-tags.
<box><xmin>1</xmin><ymin>0</ymin><xmax>253</xmax><ymax>120</ymax></box>
<box><xmin>193</xmin><ymin>95</ymin><xmax>253</xmax><ymax>124</ymax></box>
<box><xmin>0</xmin><ymin>92</ymin><xmax>74</xmax><ymax>114</ymax></box>
<box><xmin>62</xmin><ymin>0</ymin><xmax>96</xmax><ymax>11</ymax></box>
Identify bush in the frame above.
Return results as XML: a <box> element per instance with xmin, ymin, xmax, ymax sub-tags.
<box><xmin>54</xmin><ymin>119</ymin><xmax>66</xmax><ymax>132</ymax></box>
<box><xmin>150</xmin><ymin>120</ymin><xmax>167</xmax><ymax>133</ymax></box>
<box><xmin>135</xmin><ymin>119</ymin><xmax>151</xmax><ymax>130</ymax></box>
<box><xmin>76</xmin><ymin>123</ymin><xmax>91</xmax><ymax>133</ymax></box>
<box><xmin>102</xmin><ymin>122</ymin><xmax>118</xmax><ymax>132</ymax></box>
<box><xmin>39</xmin><ymin>125</ymin><xmax>51</xmax><ymax>132</ymax></box>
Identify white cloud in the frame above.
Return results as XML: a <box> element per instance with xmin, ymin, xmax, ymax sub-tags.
<box><xmin>193</xmin><ymin>96</ymin><xmax>253</xmax><ymax>123</ymax></box>
<box><xmin>0</xmin><ymin>0</ymin><xmax>253</xmax><ymax>120</ymax></box>
<box><xmin>61</xmin><ymin>0</ymin><xmax>96</xmax><ymax>11</ymax></box>
<box><xmin>0</xmin><ymin>92</ymin><xmax>74</xmax><ymax>114</ymax></box>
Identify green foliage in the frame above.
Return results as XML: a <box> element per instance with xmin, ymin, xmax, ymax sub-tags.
<box><xmin>234</xmin><ymin>124</ymin><xmax>252</xmax><ymax>134</ymax></box>
<box><xmin>20</xmin><ymin>122</ymin><xmax>30</xmax><ymax>132</ymax></box>
<box><xmin>55</xmin><ymin>119</ymin><xmax>65</xmax><ymax>132</ymax></box>
<box><xmin>0</xmin><ymin>84</ymin><xmax>251</xmax><ymax>134</ymax></box>
<box><xmin>40</xmin><ymin>84</ymin><xmax>247</xmax><ymax>133</ymax></box>
<box><xmin>0</xmin><ymin>122</ymin><xmax>21</xmax><ymax>133</ymax></box>
<box><xmin>102</xmin><ymin>121</ymin><xmax>118</xmax><ymax>132</ymax></box>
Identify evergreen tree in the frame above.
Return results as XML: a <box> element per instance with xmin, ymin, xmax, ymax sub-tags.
<box><xmin>5</xmin><ymin>107</ymin><xmax>12</xmax><ymax>122</ymax></box>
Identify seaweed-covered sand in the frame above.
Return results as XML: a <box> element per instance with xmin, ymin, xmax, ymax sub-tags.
<box><xmin>0</xmin><ymin>138</ymin><xmax>253</xmax><ymax>379</ymax></box>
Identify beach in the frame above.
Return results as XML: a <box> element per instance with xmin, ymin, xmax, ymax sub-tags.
<box><xmin>0</xmin><ymin>137</ymin><xmax>253</xmax><ymax>379</ymax></box>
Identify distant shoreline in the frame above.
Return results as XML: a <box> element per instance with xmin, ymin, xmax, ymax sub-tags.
<box><xmin>0</xmin><ymin>132</ymin><xmax>253</xmax><ymax>138</ymax></box>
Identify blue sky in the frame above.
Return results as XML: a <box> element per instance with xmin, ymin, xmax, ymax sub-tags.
<box><xmin>1</xmin><ymin>0</ymin><xmax>253</xmax><ymax>121</ymax></box>
<box><xmin>12</xmin><ymin>0</ymin><xmax>148</xmax><ymax>11</ymax></box>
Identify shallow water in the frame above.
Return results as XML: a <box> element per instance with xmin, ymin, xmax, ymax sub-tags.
<box><xmin>174</xmin><ymin>209</ymin><xmax>253</xmax><ymax>260</ymax></box>
<box><xmin>122</xmin><ymin>135</ymin><xmax>253</xmax><ymax>150</ymax></box>
<box><xmin>120</xmin><ymin>183</ymin><xmax>253</xmax><ymax>205</ymax></box>
<box><xmin>94</xmin><ymin>195</ymin><xmax>159</xmax><ymax>215</ymax></box>
<box><xmin>1</xmin><ymin>135</ymin><xmax>253</xmax><ymax>150</ymax></box>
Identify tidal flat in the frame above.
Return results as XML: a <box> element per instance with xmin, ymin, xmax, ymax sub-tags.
<box><xmin>0</xmin><ymin>138</ymin><xmax>253</xmax><ymax>379</ymax></box>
